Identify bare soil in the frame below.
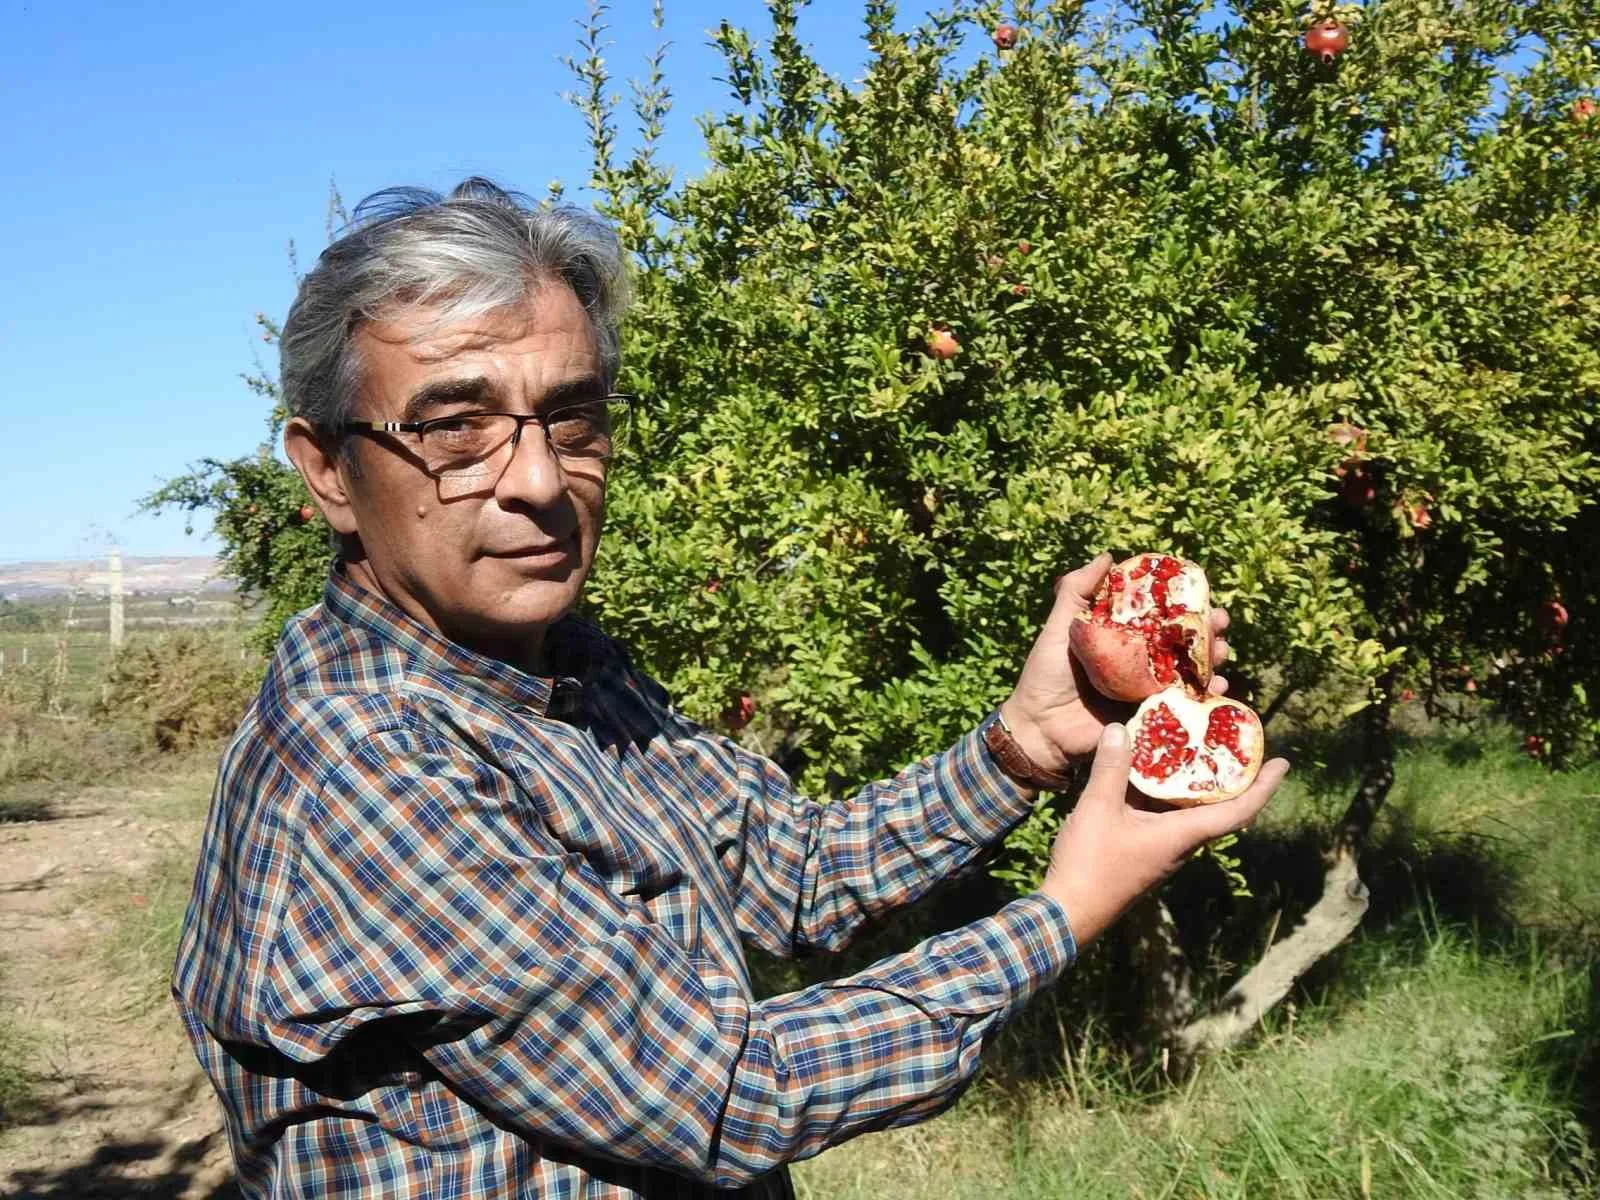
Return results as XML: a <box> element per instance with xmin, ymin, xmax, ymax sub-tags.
<box><xmin>0</xmin><ymin>769</ymin><xmax>238</xmax><ymax>1198</ymax></box>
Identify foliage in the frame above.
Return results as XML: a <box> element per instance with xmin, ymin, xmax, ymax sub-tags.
<box><xmin>153</xmin><ymin>0</ymin><xmax>1599</xmax><ymax>895</ymax></box>
<box><xmin>96</xmin><ymin>629</ymin><xmax>262</xmax><ymax>753</ymax></box>
<box><xmin>0</xmin><ymin>630</ymin><xmax>258</xmax><ymax>797</ymax></box>
<box><xmin>579</xmin><ymin>0</ymin><xmax>1599</xmax><ymax>794</ymax></box>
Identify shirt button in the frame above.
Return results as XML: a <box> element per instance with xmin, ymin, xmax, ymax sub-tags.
<box><xmin>548</xmin><ymin>678</ymin><xmax>583</xmax><ymax>720</ymax></box>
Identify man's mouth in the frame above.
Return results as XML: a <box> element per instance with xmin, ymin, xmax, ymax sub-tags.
<box><xmin>482</xmin><ymin>534</ymin><xmax>576</xmax><ymax>560</ymax></box>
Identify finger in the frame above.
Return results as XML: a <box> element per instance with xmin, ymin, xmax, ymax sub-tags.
<box><xmin>1207</xmin><ymin>675</ymin><xmax>1230</xmax><ymax>696</ymax></box>
<box><xmin>1211</xmin><ymin>637</ymin><xmax>1230</xmax><ymax>669</ymax></box>
<box><xmin>1054</xmin><ymin>553</ymin><xmax>1113</xmax><ymax>607</ymax></box>
<box><xmin>1209</xmin><ymin>608</ymin><xmax>1231</xmax><ymax>634</ymax></box>
<box><xmin>1076</xmin><ymin>722</ymin><xmax>1133</xmax><ymax>814</ymax></box>
<box><xmin>1045</xmin><ymin>553</ymin><xmax>1113</xmax><ymax>632</ymax></box>
<box><xmin>1169</xmin><ymin>758</ymin><xmax>1289</xmax><ymax>845</ymax></box>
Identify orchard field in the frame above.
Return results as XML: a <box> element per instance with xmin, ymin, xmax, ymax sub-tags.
<box><xmin>6</xmin><ymin>0</ymin><xmax>1600</xmax><ymax>1194</ymax></box>
<box><xmin>0</xmin><ymin>656</ymin><xmax>1595</xmax><ymax>1195</ymax></box>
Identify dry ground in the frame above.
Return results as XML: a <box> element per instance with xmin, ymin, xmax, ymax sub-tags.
<box><xmin>0</xmin><ymin>768</ymin><xmax>238</xmax><ymax>1198</ymax></box>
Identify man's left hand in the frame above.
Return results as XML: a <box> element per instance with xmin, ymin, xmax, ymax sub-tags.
<box><xmin>999</xmin><ymin>553</ymin><xmax>1234</xmax><ymax>773</ymax></box>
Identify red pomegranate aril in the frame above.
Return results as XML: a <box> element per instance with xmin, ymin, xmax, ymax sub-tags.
<box><xmin>1204</xmin><ymin>704</ymin><xmax>1251</xmax><ymax>764</ymax></box>
<box><xmin>1131</xmin><ymin>702</ymin><xmax>1192</xmax><ymax>782</ymax></box>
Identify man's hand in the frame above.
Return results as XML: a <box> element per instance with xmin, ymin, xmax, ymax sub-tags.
<box><xmin>1040</xmin><ymin>723</ymin><xmax>1288</xmax><ymax>948</ymax></box>
<box><xmin>999</xmin><ymin>553</ymin><xmax>1233</xmax><ymax>772</ymax></box>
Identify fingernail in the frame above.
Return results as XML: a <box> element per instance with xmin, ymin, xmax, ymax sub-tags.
<box><xmin>1102</xmin><ymin>723</ymin><xmax>1127</xmax><ymax>750</ymax></box>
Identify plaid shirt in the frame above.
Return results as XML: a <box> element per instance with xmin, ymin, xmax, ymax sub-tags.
<box><xmin>174</xmin><ymin>568</ymin><xmax>1076</xmax><ymax>1198</ymax></box>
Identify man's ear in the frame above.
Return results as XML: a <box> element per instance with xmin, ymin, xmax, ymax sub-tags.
<box><xmin>284</xmin><ymin>417</ymin><xmax>359</xmax><ymax>537</ymax></box>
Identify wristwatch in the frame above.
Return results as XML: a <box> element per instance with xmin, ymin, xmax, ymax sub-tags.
<box><xmin>982</xmin><ymin>709</ymin><xmax>1080</xmax><ymax>792</ymax></box>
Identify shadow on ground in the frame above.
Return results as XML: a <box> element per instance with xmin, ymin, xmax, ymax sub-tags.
<box><xmin>1</xmin><ymin>1067</ymin><xmax>238</xmax><ymax>1198</ymax></box>
<box><xmin>2</xmin><ymin>1131</ymin><xmax>239</xmax><ymax>1199</ymax></box>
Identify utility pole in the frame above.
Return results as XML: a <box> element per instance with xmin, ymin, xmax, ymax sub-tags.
<box><xmin>108</xmin><ymin>548</ymin><xmax>125</xmax><ymax>651</ymax></box>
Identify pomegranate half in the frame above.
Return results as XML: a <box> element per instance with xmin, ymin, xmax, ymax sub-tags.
<box><xmin>1069</xmin><ymin>553</ymin><xmax>1213</xmax><ymax>702</ymax></box>
<box><xmin>1129</xmin><ymin>690</ymin><xmax>1264</xmax><ymax>805</ymax></box>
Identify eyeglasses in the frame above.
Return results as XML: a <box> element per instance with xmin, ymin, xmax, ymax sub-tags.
<box><xmin>340</xmin><ymin>394</ymin><xmax>635</xmax><ymax>480</ymax></box>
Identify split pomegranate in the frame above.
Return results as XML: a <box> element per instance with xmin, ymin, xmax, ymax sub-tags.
<box><xmin>1069</xmin><ymin>553</ymin><xmax>1212</xmax><ymax>702</ymax></box>
<box><xmin>1129</xmin><ymin>690</ymin><xmax>1263</xmax><ymax>805</ymax></box>
<box><xmin>1072</xmin><ymin>552</ymin><xmax>1266</xmax><ymax>804</ymax></box>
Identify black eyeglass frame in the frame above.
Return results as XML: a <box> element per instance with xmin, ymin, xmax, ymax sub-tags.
<box><xmin>336</xmin><ymin>392</ymin><xmax>638</xmax><ymax>475</ymax></box>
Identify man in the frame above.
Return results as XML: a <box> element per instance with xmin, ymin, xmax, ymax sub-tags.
<box><xmin>175</xmin><ymin>178</ymin><xmax>1285</xmax><ymax>1198</ymax></box>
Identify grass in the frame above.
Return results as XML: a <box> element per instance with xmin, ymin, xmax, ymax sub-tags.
<box><xmin>792</xmin><ymin>727</ymin><xmax>1600</xmax><ymax>1198</ymax></box>
<box><xmin>0</xmin><ymin>1009</ymin><xmax>36</xmax><ymax>1129</ymax></box>
<box><xmin>797</xmin><ymin>918</ymin><xmax>1595</xmax><ymax>1197</ymax></box>
<box><xmin>87</xmin><ymin>763</ymin><xmax>217</xmax><ymax>1013</ymax></box>
<box><xmin>5</xmin><ymin>706</ymin><xmax>1594</xmax><ymax>1193</ymax></box>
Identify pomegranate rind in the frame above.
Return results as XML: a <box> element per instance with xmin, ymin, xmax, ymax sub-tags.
<box><xmin>1069</xmin><ymin>554</ymin><xmax>1213</xmax><ymax>702</ymax></box>
<box><xmin>1127</xmin><ymin>689</ymin><xmax>1263</xmax><ymax>806</ymax></box>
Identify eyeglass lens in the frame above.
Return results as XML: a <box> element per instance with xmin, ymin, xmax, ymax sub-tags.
<box><xmin>421</xmin><ymin>403</ymin><xmax>619</xmax><ymax>478</ymax></box>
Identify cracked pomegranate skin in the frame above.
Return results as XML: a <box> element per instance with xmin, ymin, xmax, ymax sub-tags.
<box><xmin>1069</xmin><ymin>551</ymin><xmax>1267</xmax><ymax>805</ymax></box>
<box><xmin>1070</xmin><ymin>554</ymin><xmax>1212</xmax><ymax>702</ymax></box>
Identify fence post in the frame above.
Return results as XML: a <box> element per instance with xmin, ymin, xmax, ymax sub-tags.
<box><xmin>109</xmin><ymin>548</ymin><xmax>126</xmax><ymax>651</ymax></box>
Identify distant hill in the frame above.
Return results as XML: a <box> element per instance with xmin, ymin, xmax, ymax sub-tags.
<box><xmin>0</xmin><ymin>556</ymin><xmax>233</xmax><ymax>601</ymax></box>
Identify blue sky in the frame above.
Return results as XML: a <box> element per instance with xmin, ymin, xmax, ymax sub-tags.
<box><xmin>1</xmin><ymin>0</ymin><xmax>948</xmax><ymax>565</ymax></box>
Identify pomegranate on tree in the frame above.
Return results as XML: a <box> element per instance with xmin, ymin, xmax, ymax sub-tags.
<box><xmin>1303</xmin><ymin>19</ymin><xmax>1349</xmax><ymax>65</ymax></box>
<box><xmin>1070</xmin><ymin>554</ymin><xmax>1265</xmax><ymax>805</ymax></box>
<box><xmin>926</xmin><ymin>328</ymin><xmax>961</xmax><ymax>360</ymax></box>
<box><xmin>1538</xmin><ymin>600</ymin><xmax>1568</xmax><ymax>637</ymax></box>
<box><xmin>723</xmin><ymin>692</ymin><xmax>757</xmax><ymax>731</ymax></box>
<box><xmin>992</xmin><ymin>23</ymin><xmax>1019</xmax><ymax>51</ymax></box>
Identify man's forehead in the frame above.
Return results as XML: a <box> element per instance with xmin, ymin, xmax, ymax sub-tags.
<box><xmin>360</xmin><ymin>287</ymin><xmax>596</xmax><ymax>365</ymax></box>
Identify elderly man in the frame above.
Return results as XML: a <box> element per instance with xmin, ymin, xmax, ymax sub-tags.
<box><xmin>175</xmin><ymin>178</ymin><xmax>1284</xmax><ymax>1198</ymax></box>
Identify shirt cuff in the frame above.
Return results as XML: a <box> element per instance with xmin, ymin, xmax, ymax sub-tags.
<box><xmin>937</xmin><ymin>722</ymin><xmax>1042</xmax><ymax>847</ymax></box>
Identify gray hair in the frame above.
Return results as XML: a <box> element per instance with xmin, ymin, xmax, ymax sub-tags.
<box><xmin>280</xmin><ymin>177</ymin><xmax>629</xmax><ymax>433</ymax></box>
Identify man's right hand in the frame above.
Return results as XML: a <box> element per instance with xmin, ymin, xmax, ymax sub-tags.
<box><xmin>1039</xmin><ymin>723</ymin><xmax>1288</xmax><ymax>949</ymax></box>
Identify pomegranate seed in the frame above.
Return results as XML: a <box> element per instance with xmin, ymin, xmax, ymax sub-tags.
<box><xmin>1132</xmin><ymin>702</ymin><xmax>1192</xmax><ymax>781</ymax></box>
<box><xmin>1204</xmin><ymin>705</ymin><xmax>1250</xmax><ymax>765</ymax></box>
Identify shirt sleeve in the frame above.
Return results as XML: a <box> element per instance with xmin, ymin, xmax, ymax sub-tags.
<box><xmin>663</xmin><ymin>708</ymin><xmax>1043</xmax><ymax>959</ymax></box>
<box><xmin>262</xmin><ymin>726</ymin><xmax>1076</xmax><ymax>1189</ymax></box>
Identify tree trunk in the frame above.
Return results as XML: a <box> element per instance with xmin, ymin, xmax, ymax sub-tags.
<box><xmin>1172</xmin><ymin>686</ymin><xmax>1397</xmax><ymax>1061</ymax></box>
<box><xmin>1126</xmin><ymin>893</ymin><xmax>1195</xmax><ymax>1057</ymax></box>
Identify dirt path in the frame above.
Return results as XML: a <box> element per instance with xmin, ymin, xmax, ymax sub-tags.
<box><xmin>0</xmin><ymin>769</ymin><xmax>238</xmax><ymax>1198</ymax></box>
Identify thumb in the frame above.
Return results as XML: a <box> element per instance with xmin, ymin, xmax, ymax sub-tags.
<box><xmin>1044</xmin><ymin>553</ymin><xmax>1112</xmax><ymax>635</ymax></box>
<box><xmin>1077</xmin><ymin>723</ymin><xmax>1132</xmax><ymax>813</ymax></box>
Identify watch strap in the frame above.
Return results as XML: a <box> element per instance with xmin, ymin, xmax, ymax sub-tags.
<box><xmin>982</xmin><ymin>710</ymin><xmax>1079</xmax><ymax>792</ymax></box>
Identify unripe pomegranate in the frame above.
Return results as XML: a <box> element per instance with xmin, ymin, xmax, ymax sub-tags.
<box><xmin>927</xmin><ymin>328</ymin><xmax>961</xmax><ymax>360</ymax></box>
<box><xmin>297</xmin><ymin>504</ymin><xmax>316</xmax><ymax>525</ymax></box>
<box><xmin>1016</xmin><ymin>239</ymin><xmax>1032</xmax><ymax>255</ymax></box>
<box><xmin>1463</xmin><ymin>678</ymin><xmax>1477</xmax><ymax>693</ymax></box>
<box><xmin>1011</xmin><ymin>283</ymin><xmax>1030</xmax><ymax>296</ymax></box>
<box><xmin>1574</xmin><ymin>97</ymin><xmax>1597</xmax><ymax>123</ymax></box>
<box><xmin>1400</xmin><ymin>687</ymin><xmax>1417</xmax><ymax>702</ymax></box>
<box><xmin>992</xmin><ymin>23</ymin><xmax>1019</xmax><ymax>50</ymax></box>
<box><xmin>1304</xmin><ymin>20</ymin><xmax>1349</xmax><ymax>65</ymax></box>
<box><xmin>1408</xmin><ymin>500</ymin><xmax>1432</xmax><ymax>530</ymax></box>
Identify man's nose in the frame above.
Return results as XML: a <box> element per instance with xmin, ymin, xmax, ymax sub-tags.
<box><xmin>493</xmin><ymin>421</ymin><xmax>568</xmax><ymax>508</ymax></box>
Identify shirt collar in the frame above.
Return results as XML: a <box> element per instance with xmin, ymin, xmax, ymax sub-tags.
<box><xmin>322</xmin><ymin>564</ymin><xmax>599</xmax><ymax>716</ymax></box>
